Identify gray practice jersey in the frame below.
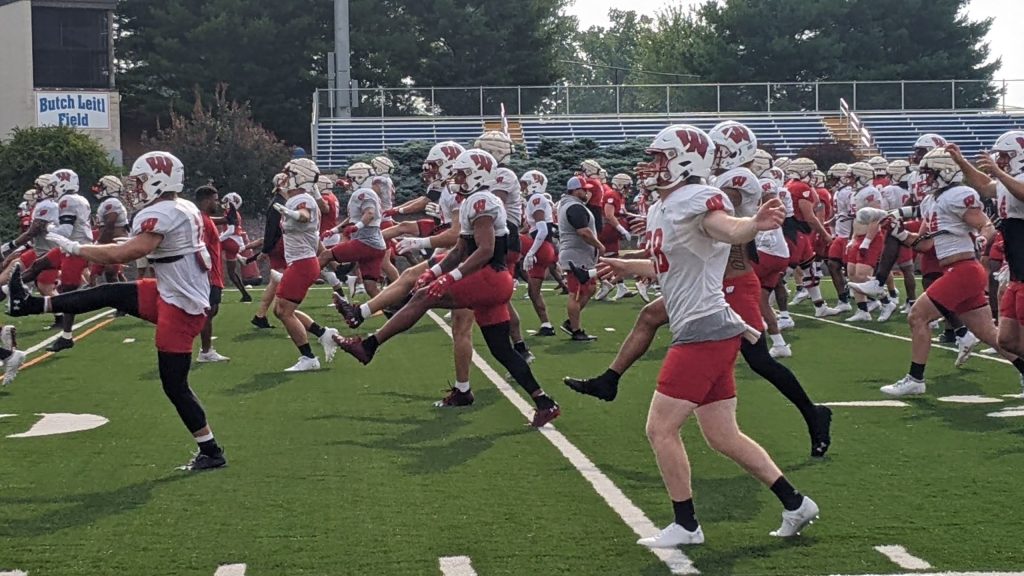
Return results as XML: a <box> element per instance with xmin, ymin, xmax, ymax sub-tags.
<box><xmin>557</xmin><ymin>194</ymin><xmax>599</xmax><ymax>269</ymax></box>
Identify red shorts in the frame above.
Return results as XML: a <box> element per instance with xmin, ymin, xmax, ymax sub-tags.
<box><xmin>520</xmin><ymin>235</ymin><xmax>558</xmax><ymax>280</ymax></box>
<box><xmin>565</xmin><ymin>271</ymin><xmax>596</xmax><ymax>295</ymax></box>
<box><xmin>221</xmin><ymin>238</ymin><xmax>241</xmax><ymax>261</ymax></box>
<box><xmin>505</xmin><ymin>250</ymin><xmax>521</xmax><ymax>270</ymax></box>
<box><xmin>919</xmin><ymin>248</ymin><xmax>941</xmax><ymax>277</ymax></box>
<box><xmin>896</xmin><ymin>220</ymin><xmax>921</xmax><ymax>265</ymax></box>
<box><xmin>380</xmin><ymin>219</ymin><xmax>395</xmax><ymax>231</ymax></box>
<box><xmin>657</xmin><ymin>337</ymin><xmax>742</xmax><ymax>405</ymax></box>
<box><xmin>786</xmin><ymin>232</ymin><xmax>814</xmax><ymax>266</ymax></box>
<box><xmin>927</xmin><ymin>259</ymin><xmax>988</xmax><ymax>315</ymax></box>
<box><xmin>752</xmin><ymin>252</ymin><xmax>789</xmax><ymax>290</ymax></box>
<box><xmin>812</xmin><ymin>232</ymin><xmax>829</xmax><ymax>258</ymax></box>
<box><xmin>20</xmin><ymin>251</ymin><xmax>58</xmax><ymax>286</ymax></box>
<box><xmin>417</xmin><ymin>219</ymin><xmax>438</xmax><ymax>237</ymax></box>
<box><xmin>59</xmin><ymin>253</ymin><xmax>89</xmax><ymax>288</ymax></box>
<box><xmin>268</xmin><ymin>241</ymin><xmax>287</xmax><ymax>273</ymax></box>
<box><xmin>827</xmin><ymin>237</ymin><xmax>848</xmax><ymax>261</ymax></box>
<box><xmin>89</xmin><ymin>263</ymin><xmax>124</xmax><ymax>277</ymax></box>
<box><xmin>724</xmin><ymin>272</ymin><xmax>764</xmax><ymax>331</ymax></box>
<box><xmin>846</xmin><ymin>234</ymin><xmax>884</xmax><ymax>267</ymax></box>
<box><xmin>276</xmin><ymin>257</ymin><xmax>321</xmax><ymax>304</ymax></box>
<box><xmin>990</xmin><ymin>233</ymin><xmax>1006</xmax><ymax>263</ymax></box>
<box><xmin>446</xmin><ymin>266</ymin><xmax>515</xmax><ymax>327</ymax></box>
<box><xmin>330</xmin><ymin>240</ymin><xmax>386</xmax><ymax>280</ymax></box>
<box><xmin>1000</xmin><ymin>281</ymin><xmax>1024</xmax><ymax>324</ymax></box>
<box><xmin>135</xmin><ymin>279</ymin><xmax>207</xmax><ymax>354</ymax></box>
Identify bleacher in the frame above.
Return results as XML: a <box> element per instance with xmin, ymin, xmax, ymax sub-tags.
<box><xmin>858</xmin><ymin>112</ymin><xmax>1024</xmax><ymax>159</ymax></box>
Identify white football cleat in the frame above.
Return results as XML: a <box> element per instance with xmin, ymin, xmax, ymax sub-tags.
<box><xmin>769</xmin><ymin>344</ymin><xmax>792</xmax><ymax>359</ymax></box>
<box><xmin>833</xmin><ymin>301</ymin><xmax>852</xmax><ymax>313</ymax></box>
<box><xmin>637</xmin><ymin>281</ymin><xmax>651</xmax><ymax>303</ymax></box>
<box><xmin>770</xmin><ymin>497</ymin><xmax>819</xmax><ymax>538</ymax></box>
<box><xmin>881</xmin><ymin>375</ymin><xmax>926</xmax><ymax>397</ymax></box>
<box><xmin>613</xmin><ymin>284</ymin><xmax>635</xmax><ymax>301</ymax></box>
<box><xmin>929</xmin><ymin>319</ymin><xmax>943</xmax><ymax>330</ymax></box>
<box><xmin>284</xmin><ymin>356</ymin><xmax>321</xmax><ymax>372</ymax></box>
<box><xmin>981</xmin><ymin>347</ymin><xmax>998</xmax><ymax>355</ymax></box>
<box><xmin>777</xmin><ymin>317</ymin><xmax>796</xmax><ymax>330</ymax></box>
<box><xmin>955</xmin><ymin>331</ymin><xmax>980</xmax><ymax>368</ymax></box>
<box><xmin>845</xmin><ymin>310</ymin><xmax>872</xmax><ymax>322</ymax></box>
<box><xmin>353</xmin><ymin>284</ymin><xmax>368</xmax><ymax>297</ymax></box>
<box><xmin>877</xmin><ymin>301</ymin><xmax>898</xmax><ymax>322</ymax></box>
<box><xmin>866</xmin><ymin>300</ymin><xmax>880</xmax><ymax>312</ymax></box>
<box><xmin>848</xmin><ymin>278</ymin><xmax>886</xmax><ymax>298</ymax></box>
<box><xmin>594</xmin><ymin>281</ymin><xmax>613</xmax><ymax>301</ymax></box>
<box><xmin>3</xmin><ymin>350</ymin><xmax>26</xmax><ymax>386</ymax></box>
<box><xmin>196</xmin><ymin>350</ymin><xmax>230</xmax><ymax>363</ymax></box>
<box><xmin>319</xmin><ymin>327</ymin><xmax>340</xmax><ymax>362</ymax></box>
<box><xmin>900</xmin><ymin>301</ymin><xmax>914</xmax><ymax>314</ymax></box>
<box><xmin>789</xmin><ymin>289</ymin><xmax>809</xmax><ymax>306</ymax></box>
<box><xmin>637</xmin><ymin>523</ymin><xmax>705</xmax><ymax>548</ymax></box>
<box><xmin>0</xmin><ymin>325</ymin><xmax>16</xmax><ymax>350</ymax></box>
<box><xmin>814</xmin><ymin>305</ymin><xmax>841</xmax><ymax>318</ymax></box>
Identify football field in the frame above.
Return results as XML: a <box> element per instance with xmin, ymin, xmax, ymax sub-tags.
<box><xmin>2</xmin><ymin>284</ymin><xmax>1023</xmax><ymax>576</ymax></box>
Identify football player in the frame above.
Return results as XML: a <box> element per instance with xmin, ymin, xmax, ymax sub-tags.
<box><xmin>90</xmin><ymin>175</ymin><xmax>129</xmax><ymax>284</ymax></box>
<box><xmin>247</xmin><ymin>172</ymin><xmax>290</xmax><ymax>329</ymax></box>
<box><xmin>559</xmin><ymin>176</ymin><xmax>604</xmax><ymax>341</ymax></box>
<box><xmin>519</xmin><ymin>170</ymin><xmax>558</xmax><ymax>335</ymax></box>
<box><xmin>195</xmin><ymin>185</ymin><xmax>230</xmax><ymax>363</ymax></box>
<box><xmin>217</xmin><ymin>192</ymin><xmax>253</xmax><ymax>302</ymax></box>
<box><xmin>784</xmin><ymin>159</ymin><xmax>840</xmax><ymax>317</ymax></box>
<box><xmin>843</xmin><ymin>162</ymin><xmax>898</xmax><ymax>322</ymax></box>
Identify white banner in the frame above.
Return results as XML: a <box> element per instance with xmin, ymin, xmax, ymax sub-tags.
<box><xmin>35</xmin><ymin>92</ymin><xmax>110</xmax><ymax>129</ymax></box>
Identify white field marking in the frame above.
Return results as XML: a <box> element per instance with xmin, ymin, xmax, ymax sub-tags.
<box><xmin>0</xmin><ymin>571</ymin><xmax>28</xmax><ymax>576</ymax></box>
<box><xmin>988</xmin><ymin>408</ymin><xmax>1024</xmax><ymax>418</ymax></box>
<box><xmin>122</xmin><ymin>338</ymin><xmax>135</xmax><ymax>344</ymax></box>
<box><xmin>1003</xmin><ymin>394</ymin><xmax>1024</xmax><ymax>399</ymax></box>
<box><xmin>425</xmin><ymin>311</ymin><xmax>698</xmax><ymax>575</ymax></box>
<box><xmin>604</xmin><ymin>327</ymin><xmax>616</xmax><ymax>332</ymax></box>
<box><xmin>7</xmin><ymin>413</ymin><xmax>108</xmax><ymax>438</ymax></box>
<box><xmin>23</xmin><ymin>310</ymin><xmax>114</xmax><ymax>356</ymax></box>
<box><xmin>937</xmin><ymin>395</ymin><xmax>1004</xmax><ymax>404</ymax></box>
<box><xmin>874</xmin><ymin>545</ymin><xmax>933</xmax><ymax>570</ymax></box>
<box><xmin>790</xmin><ymin>312</ymin><xmax>1012</xmax><ymax>366</ymax></box>
<box><xmin>823</xmin><ymin>401</ymin><xmax>909</xmax><ymax>408</ymax></box>
<box><xmin>438</xmin><ymin>556</ymin><xmax>477</xmax><ymax>576</ymax></box>
<box><xmin>213</xmin><ymin>565</ymin><xmax>246</xmax><ymax>576</ymax></box>
<box><xmin>0</xmin><ymin>414</ymin><xmax>15</xmax><ymax>419</ymax></box>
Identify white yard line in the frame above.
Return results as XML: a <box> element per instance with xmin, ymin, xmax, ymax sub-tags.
<box><xmin>874</xmin><ymin>545</ymin><xmax>933</xmax><ymax>570</ymax></box>
<box><xmin>823</xmin><ymin>401</ymin><xmax>908</xmax><ymax>408</ymax></box>
<box><xmin>438</xmin><ymin>556</ymin><xmax>478</xmax><ymax>576</ymax></box>
<box><xmin>213</xmin><ymin>565</ymin><xmax>247</xmax><ymax>576</ymax></box>
<box><xmin>22</xmin><ymin>310</ymin><xmax>114</xmax><ymax>356</ymax></box>
<box><xmin>425</xmin><ymin>311</ymin><xmax>698</xmax><ymax>575</ymax></box>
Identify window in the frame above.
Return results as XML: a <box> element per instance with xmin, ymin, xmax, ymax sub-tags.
<box><xmin>32</xmin><ymin>7</ymin><xmax>110</xmax><ymax>89</ymax></box>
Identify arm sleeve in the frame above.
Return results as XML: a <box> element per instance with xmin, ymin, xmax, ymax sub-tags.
<box><xmin>527</xmin><ymin>221</ymin><xmax>548</xmax><ymax>256</ymax></box>
<box><xmin>566</xmin><ymin>204</ymin><xmax>591</xmax><ymax>230</ymax></box>
<box><xmin>262</xmin><ymin>196</ymin><xmax>284</xmax><ymax>254</ymax></box>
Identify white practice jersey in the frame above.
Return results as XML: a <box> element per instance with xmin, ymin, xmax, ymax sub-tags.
<box><xmin>347</xmin><ymin>188</ymin><xmax>385</xmax><ymax>249</ymax></box>
<box><xmin>756</xmin><ymin>228</ymin><xmax>789</xmax><ymax>259</ymax></box>
<box><xmin>131</xmin><ymin>198</ymin><xmax>211</xmax><ymax>315</ymax></box>
<box><xmin>56</xmin><ymin>193</ymin><xmax>94</xmax><ymax>243</ymax></box>
<box><xmin>777</xmin><ymin>183</ymin><xmax>795</xmax><ymax>217</ymax></box>
<box><xmin>97</xmin><ymin>197</ymin><xmax>128</xmax><ymax>228</ymax></box>
<box><xmin>921</xmin><ymin>185</ymin><xmax>983</xmax><ymax>260</ymax></box>
<box><xmin>438</xmin><ymin>186</ymin><xmax>462</xmax><ymax>227</ymax></box>
<box><xmin>377</xmin><ymin>178</ymin><xmax>395</xmax><ymax>212</ymax></box>
<box><xmin>645</xmin><ymin>184</ymin><xmax>747</xmax><ymax>344</ymax></box>
<box><xmin>31</xmin><ymin>199</ymin><xmax>60</xmax><ymax>256</ymax></box>
<box><xmin>909</xmin><ymin>170</ymin><xmax>929</xmax><ymax>201</ymax></box>
<box><xmin>852</xmin><ymin>185</ymin><xmax>882</xmax><ymax>210</ymax></box>
<box><xmin>502</xmin><ymin>186</ymin><xmax>524</xmax><ymax>229</ymax></box>
<box><xmin>997</xmin><ymin>173</ymin><xmax>1024</xmax><ymax>220</ymax></box>
<box><xmin>833</xmin><ymin>186</ymin><xmax>854</xmax><ymax>238</ymax></box>
<box><xmin>524</xmin><ymin>192</ymin><xmax>554</xmax><ymax>233</ymax></box>
<box><xmin>458</xmin><ymin>190</ymin><xmax>509</xmax><ymax>237</ymax></box>
<box><xmin>880</xmin><ymin>185</ymin><xmax>905</xmax><ymax>211</ymax></box>
<box><xmin>281</xmin><ymin>193</ymin><xmax>321</xmax><ymax>263</ymax></box>
<box><xmin>713</xmin><ymin>167</ymin><xmax>762</xmax><ymax>217</ymax></box>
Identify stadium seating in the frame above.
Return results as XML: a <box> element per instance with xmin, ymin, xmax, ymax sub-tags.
<box><xmin>857</xmin><ymin>112</ymin><xmax>1024</xmax><ymax>160</ymax></box>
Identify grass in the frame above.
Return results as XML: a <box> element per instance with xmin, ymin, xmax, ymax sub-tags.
<box><xmin>1</xmin><ymin>284</ymin><xmax>1023</xmax><ymax>575</ymax></box>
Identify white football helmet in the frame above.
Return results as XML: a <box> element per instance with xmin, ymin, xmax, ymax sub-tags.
<box><xmin>491</xmin><ymin>167</ymin><xmax>519</xmax><ymax>196</ymax></box>
<box><xmin>918</xmin><ymin>148</ymin><xmax>964</xmax><ymax>191</ymax></box>
<box><xmin>371</xmin><ymin>155</ymin><xmax>395</xmax><ymax>175</ymax></box>
<box><xmin>22</xmin><ymin>189</ymin><xmax>36</xmax><ymax>206</ymax></box>
<box><xmin>810</xmin><ymin>170</ymin><xmax>826</xmax><ymax>187</ymax></box>
<box><xmin>611</xmin><ymin>173</ymin><xmax>633</xmax><ymax>192</ymax></box>
<box><xmin>786</xmin><ymin>158</ymin><xmax>817</xmax><ymax>182</ymax></box>
<box><xmin>750</xmin><ymin>149</ymin><xmax>773</xmax><ymax>177</ymax></box>
<box><xmin>35</xmin><ymin>173</ymin><xmax>58</xmax><ymax>199</ymax></box>
<box><xmin>52</xmin><ymin>169</ymin><xmax>80</xmax><ymax>195</ymax></box>
<box><xmin>520</xmin><ymin>170</ymin><xmax>548</xmax><ymax>196</ymax></box>
<box><xmin>827</xmin><ymin>163</ymin><xmax>850</xmax><ymax>180</ymax></box>
<box><xmin>283</xmin><ymin>158</ymin><xmax>321</xmax><ymax>191</ymax></box>
<box><xmin>991</xmin><ymin>130</ymin><xmax>1024</xmax><ymax>176</ymax></box>
<box><xmin>887</xmin><ymin>160</ymin><xmax>911</xmax><ymax>183</ymax></box>
<box><xmin>709</xmin><ymin>121</ymin><xmax>758</xmax><ymax>171</ymax></box>
<box><xmin>580</xmin><ymin>159</ymin><xmax>603</xmax><ymax>177</ymax></box>
<box><xmin>867</xmin><ymin>156</ymin><xmax>888</xmax><ymax>177</ymax></box>
<box><xmin>127</xmin><ymin>151</ymin><xmax>185</xmax><ymax>209</ymax></box>
<box><xmin>422</xmin><ymin>141</ymin><xmax>466</xmax><ymax>185</ymax></box>
<box><xmin>370</xmin><ymin>175</ymin><xmax>394</xmax><ymax>197</ymax></box>
<box><xmin>93</xmin><ymin>175</ymin><xmax>124</xmax><ymax>198</ymax></box>
<box><xmin>474</xmin><ymin>131</ymin><xmax>515</xmax><ymax>164</ymax></box>
<box><xmin>222</xmin><ymin>192</ymin><xmax>243</xmax><ymax>210</ymax></box>
<box><xmin>345</xmin><ymin>162</ymin><xmax>373</xmax><ymax>187</ymax></box>
<box><xmin>639</xmin><ymin>124</ymin><xmax>716</xmax><ymax>191</ymax></box>
<box><xmin>843</xmin><ymin>162</ymin><xmax>875</xmax><ymax>188</ymax></box>
<box><xmin>766</xmin><ymin>167</ymin><xmax>786</xmax><ymax>188</ymax></box>
<box><xmin>911</xmin><ymin>133</ymin><xmax>947</xmax><ymax>165</ymax></box>
<box><xmin>272</xmin><ymin>172</ymin><xmax>288</xmax><ymax>191</ymax></box>
<box><xmin>449</xmin><ymin>149</ymin><xmax>497</xmax><ymax>196</ymax></box>
<box><xmin>774</xmin><ymin>157</ymin><xmax>792</xmax><ymax>171</ymax></box>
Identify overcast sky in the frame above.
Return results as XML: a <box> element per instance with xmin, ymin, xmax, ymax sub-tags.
<box><xmin>567</xmin><ymin>0</ymin><xmax>1023</xmax><ymax>107</ymax></box>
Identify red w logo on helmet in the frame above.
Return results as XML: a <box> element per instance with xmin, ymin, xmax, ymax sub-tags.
<box><xmin>441</xmin><ymin>145</ymin><xmax>461</xmax><ymax>160</ymax></box>
<box><xmin>470</xmin><ymin>153</ymin><xmax>494</xmax><ymax>173</ymax></box>
<box><xmin>532</xmin><ymin>173</ymin><xmax>545</xmax><ymax>184</ymax></box>
<box><xmin>1016</xmin><ymin>136</ymin><xmax>1024</xmax><ymax>150</ymax></box>
<box><xmin>724</xmin><ymin>125</ymin><xmax>751</xmax><ymax>144</ymax></box>
<box><xmin>675</xmin><ymin>129</ymin><xmax>710</xmax><ymax>158</ymax></box>
<box><xmin>55</xmin><ymin>171</ymin><xmax>72</xmax><ymax>182</ymax></box>
<box><xmin>146</xmin><ymin>155</ymin><xmax>174</xmax><ymax>176</ymax></box>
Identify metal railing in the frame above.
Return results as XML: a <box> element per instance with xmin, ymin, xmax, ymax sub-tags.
<box><xmin>314</xmin><ymin>79</ymin><xmax>1023</xmax><ymax>120</ymax></box>
<box><xmin>839</xmin><ymin>98</ymin><xmax>876</xmax><ymax>151</ymax></box>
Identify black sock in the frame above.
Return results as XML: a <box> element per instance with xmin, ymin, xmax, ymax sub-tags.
<box><xmin>307</xmin><ymin>322</ymin><xmax>326</xmax><ymax>338</ymax></box>
<box><xmin>838</xmin><ymin>290</ymin><xmax>849</xmax><ymax>303</ymax></box>
<box><xmin>481</xmin><ymin>322</ymin><xmax>543</xmax><ymax>398</ymax></box>
<box><xmin>954</xmin><ymin>326</ymin><xmax>969</xmax><ymax>339</ymax></box>
<box><xmin>363</xmin><ymin>334</ymin><xmax>380</xmax><ymax>355</ymax></box>
<box><xmin>909</xmin><ymin>361</ymin><xmax>926</xmax><ymax>380</ymax></box>
<box><xmin>943</xmin><ymin>328</ymin><xmax>955</xmax><ymax>340</ymax></box>
<box><xmin>742</xmin><ymin>336</ymin><xmax>817</xmax><ymax>427</ymax></box>
<box><xmin>857</xmin><ymin>301</ymin><xmax>868</xmax><ymax>312</ymax></box>
<box><xmin>532</xmin><ymin>391</ymin><xmax>555</xmax><ymax>410</ymax></box>
<box><xmin>513</xmin><ymin>340</ymin><xmax>528</xmax><ymax>354</ymax></box>
<box><xmin>672</xmin><ymin>499</ymin><xmax>699</xmax><ymax>531</ymax></box>
<box><xmin>298</xmin><ymin>343</ymin><xmax>315</xmax><ymax>358</ymax></box>
<box><xmin>889</xmin><ymin>289</ymin><xmax>898</xmax><ymax>298</ymax></box>
<box><xmin>770</xmin><ymin>476</ymin><xmax>804</xmax><ymax>511</ymax></box>
<box><xmin>0</xmin><ymin>349</ymin><xmax>11</xmax><ymax>360</ymax></box>
<box><xmin>600</xmin><ymin>368</ymin><xmax>621</xmax><ymax>384</ymax></box>
<box><xmin>1012</xmin><ymin>358</ymin><xmax>1024</xmax><ymax>376</ymax></box>
<box><xmin>198</xmin><ymin>437</ymin><xmax>221</xmax><ymax>457</ymax></box>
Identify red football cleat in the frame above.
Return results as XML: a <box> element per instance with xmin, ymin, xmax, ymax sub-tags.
<box><xmin>333</xmin><ymin>334</ymin><xmax>373</xmax><ymax>365</ymax></box>
<box><xmin>333</xmin><ymin>292</ymin><xmax>364</xmax><ymax>328</ymax></box>
<box><xmin>434</xmin><ymin>387</ymin><xmax>475</xmax><ymax>408</ymax></box>
<box><xmin>530</xmin><ymin>404</ymin><xmax>561</xmax><ymax>428</ymax></box>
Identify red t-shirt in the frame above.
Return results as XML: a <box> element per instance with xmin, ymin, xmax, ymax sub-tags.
<box><xmin>816</xmin><ymin>188</ymin><xmax>833</xmax><ymax>222</ymax></box>
<box><xmin>584</xmin><ymin>177</ymin><xmax>605</xmax><ymax>209</ymax></box>
<box><xmin>787</xmin><ymin>181</ymin><xmax>817</xmax><ymax>223</ymax></box>
<box><xmin>320</xmin><ymin>192</ymin><xmax>339</xmax><ymax>234</ymax></box>
<box><xmin>202</xmin><ymin>213</ymin><xmax>224</xmax><ymax>289</ymax></box>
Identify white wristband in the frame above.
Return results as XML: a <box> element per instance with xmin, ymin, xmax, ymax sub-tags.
<box><xmin>859</xmin><ymin>238</ymin><xmax>871</xmax><ymax>250</ymax></box>
<box><xmin>450</xmin><ymin>268</ymin><xmax>464</xmax><ymax>281</ymax></box>
<box><xmin>616</xmin><ymin>224</ymin><xmax>628</xmax><ymax>236</ymax></box>
<box><xmin>430</xmin><ymin>264</ymin><xmax>443</xmax><ymax>276</ymax></box>
<box><xmin>355</xmin><ymin>221</ymin><xmax>365</xmax><ymax>230</ymax></box>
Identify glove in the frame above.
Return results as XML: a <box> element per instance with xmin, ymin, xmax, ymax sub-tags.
<box><xmin>523</xmin><ymin>253</ymin><xmax>537</xmax><ymax>272</ymax></box>
<box><xmin>415</xmin><ymin>269</ymin><xmax>437</xmax><ymax>289</ymax></box>
<box><xmin>997</xmin><ymin>264</ymin><xmax>1011</xmax><ymax>287</ymax></box>
<box><xmin>397</xmin><ymin>237</ymin><xmax>430</xmax><ymax>255</ymax></box>
<box><xmin>245</xmin><ymin>253</ymin><xmax>261</xmax><ymax>265</ymax></box>
<box><xmin>273</xmin><ymin>203</ymin><xmax>301</xmax><ymax>221</ymax></box>
<box><xmin>342</xmin><ymin>225</ymin><xmax>359</xmax><ymax>237</ymax></box>
<box><xmin>567</xmin><ymin>260</ymin><xmax>594</xmax><ymax>286</ymax></box>
<box><xmin>425</xmin><ymin>202</ymin><xmax>441</xmax><ymax>219</ymax></box>
<box><xmin>226</xmin><ymin>204</ymin><xmax>239</xmax><ymax>226</ymax></box>
<box><xmin>383</xmin><ymin>208</ymin><xmax>399</xmax><ymax>218</ymax></box>
<box><xmin>426</xmin><ymin>273</ymin><xmax>457</xmax><ymax>299</ymax></box>
<box><xmin>616</xmin><ymin>225</ymin><xmax>632</xmax><ymax>242</ymax></box>
<box><xmin>0</xmin><ymin>240</ymin><xmax>18</xmax><ymax>259</ymax></box>
<box><xmin>975</xmin><ymin>235</ymin><xmax>987</xmax><ymax>252</ymax></box>
<box><xmin>47</xmin><ymin>233</ymin><xmax>81</xmax><ymax>255</ymax></box>
<box><xmin>891</xmin><ymin>220</ymin><xmax>910</xmax><ymax>242</ymax></box>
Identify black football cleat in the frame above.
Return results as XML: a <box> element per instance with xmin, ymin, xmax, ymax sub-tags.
<box><xmin>333</xmin><ymin>334</ymin><xmax>374</xmax><ymax>365</ymax></box>
<box><xmin>571</xmin><ymin>329</ymin><xmax>597</xmax><ymax>342</ymax></box>
<box><xmin>564</xmin><ymin>374</ymin><xmax>619</xmax><ymax>402</ymax></box>
<box><xmin>810</xmin><ymin>405</ymin><xmax>833</xmax><ymax>458</ymax></box>
<box><xmin>530</xmin><ymin>403</ymin><xmax>561</xmax><ymax>427</ymax></box>
<box><xmin>536</xmin><ymin>326</ymin><xmax>556</xmax><ymax>337</ymax></box>
<box><xmin>333</xmin><ymin>292</ymin><xmax>364</xmax><ymax>328</ymax></box>
<box><xmin>250</xmin><ymin>315</ymin><xmax>273</xmax><ymax>329</ymax></box>
<box><xmin>6</xmin><ymin>265</ymin><xmax>39</xmax><ymax>317</ymax></box>
<box><xmin>46</xmin><ymin>336</ymin><xmax>74</xmax><ymax>353</ymax></box>
<box><xmin>434</xmin><ymin>387</ymin><xmax>475</xmax><ymax>407</ymax></box>
<box><xmin>240</xmin><ymin>293</ymin><xmax>253</xmax><ymax>303</ymax></box>
<box><xmin>180</xmin><ymin>450</ymin><xmax>227</xmax><ymax>472</ymax></box>
<box><xmin>560</xmin><ymin>319</ymin><xmax>573</xmax><ymax>336</ymax></box>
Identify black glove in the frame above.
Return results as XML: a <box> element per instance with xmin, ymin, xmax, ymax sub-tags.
<box><xmin>567</xmin><ymin>260</ymin><xmax>593</xmax><ymax>285</ymax></box>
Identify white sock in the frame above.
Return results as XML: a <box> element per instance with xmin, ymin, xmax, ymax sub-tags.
<box><xmin>194</xmin><ymin>432</ymin><xmax>214</xmax><ymax>443</ymax></box>
<box><xmin>454</xmin><ymin>381</ymin><xmax>471</xmax><ymax>392</ymax></box>
<box><xmin>61</xmin><ymin>331</ymin><xmax>73</xmax><ymax>340</ymax></box>
<box><xmin>770</xmin><ymin>333</ymin><xmax>787</xmax><ymax>347</ymax></box>
<box><xmin>540</xmin><ymin>322</ymin><xmax>552</xmax><ymax>328</ymax></box>
<box><xmin>346</xmin><ymin>275</ymin><xmax>357</xmax><ymax>289</ymax></box>
<box><xmin>779</xmin><ymin>311</ymin><xmax>791</xmax><ymax>319</ymax></box>
<box><xmin>359</xmin><ymin>303</ymin><xmax>372</xmax><ymax>318</ymax></box>
<box><xmin>321</xmin><ymin>270</ymin><xmax>342</xmax><ymax>288</ymax></box>
<box><xmin>807</xmin><ymin>285</ymin><xmax>823</xmax><ymax>303</ymax></box>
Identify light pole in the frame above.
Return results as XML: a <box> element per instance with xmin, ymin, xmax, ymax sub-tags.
<box><xmin>334</xmin><ymin>0</ymin><xmax>352</xmax><ymax>117</ymax></box>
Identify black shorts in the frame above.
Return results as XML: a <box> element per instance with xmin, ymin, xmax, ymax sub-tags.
<box><xmin>209</xmin><ymin>285</ymin><xmax>223</xmax><ymax>307</ymax></box>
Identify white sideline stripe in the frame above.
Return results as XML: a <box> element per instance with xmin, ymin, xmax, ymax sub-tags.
<box><xmin>213</xmin><ymin>564</ymin><xmax>247</xmax><ymax>576</ymax></box>
<box><xmin>0</xmin><ymin>571</ymin><xmax>28</xmax><ymax>576</ymax></box>
<box><xmin>791</xmin><ymin>312</ymin><xmax>1012</xmax><ymax>366</ymax></box>
<box><xmin>823</xmin><ymin>401</ymin><xmax>908</xmax><ymax>408</ymax></box>
<box><xmin>438</xmin><ymin>556</ymin><xmax>477</xmax><ymax>576</ymax></box>
<box><xmin>874</xmin><ymin>545</ymin><xmax>933</xmax><ymax>570</ymax></box>
<box><xmin>425</xmin><ymin>311</ymin><xmax>698</xmax><ymax>575</ymax></box>
<box><xmin>23</xmin><ymin>310</ymin><xmax>114</xmax><ymax>356</ymax></box>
